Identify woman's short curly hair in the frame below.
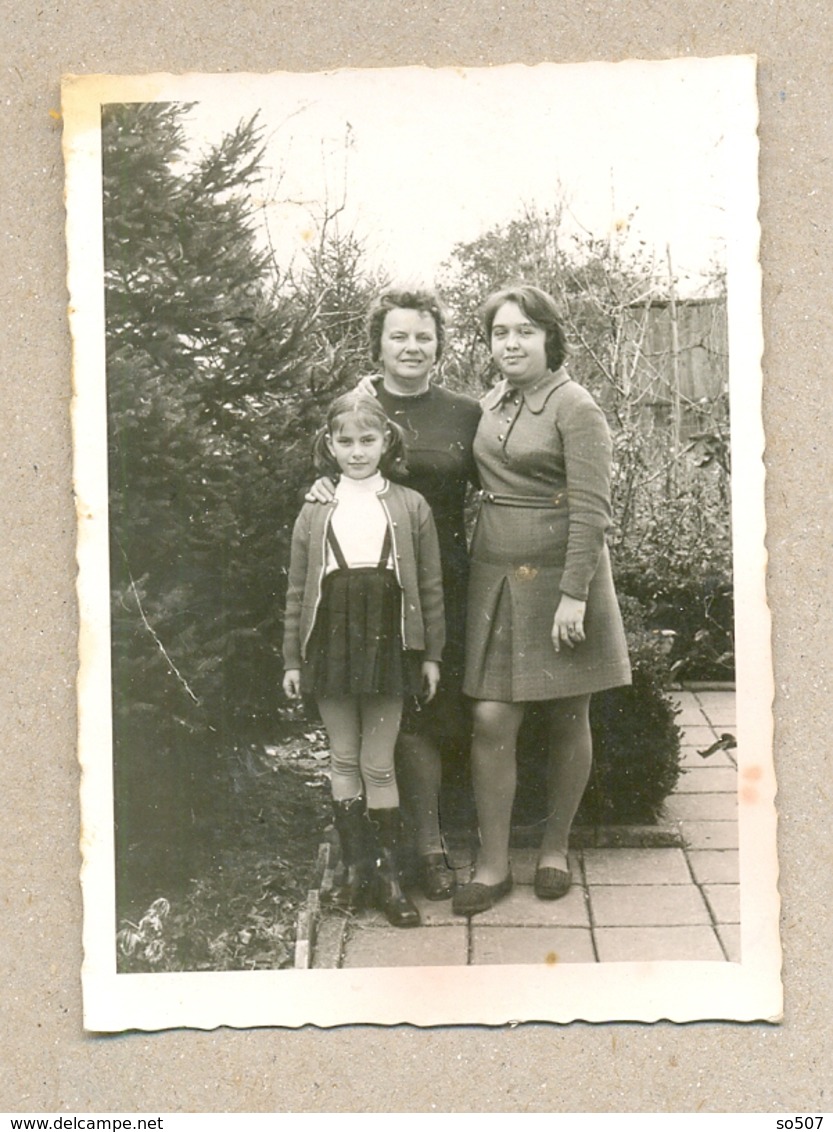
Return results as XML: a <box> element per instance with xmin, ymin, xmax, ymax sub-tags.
<box><xmin>482</xmin><ymin>284</ymin><xmax>567</xmax><ymax>372</ymax></box>
<box><xmin>366</xmin><ymin>288</ymin><xmax>446</xmax><ymax>363</ymax></box>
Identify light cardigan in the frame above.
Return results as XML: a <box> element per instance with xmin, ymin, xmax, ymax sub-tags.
<box><xmin>283</xmin><ymin>479</ymin><xmax>445</xmax><ymax>670</ymax></box>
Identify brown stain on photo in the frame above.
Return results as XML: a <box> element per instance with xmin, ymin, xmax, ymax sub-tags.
<box><xmin>741</xmin><ymin>764</ymin><xmax>762</xmax><ymax>804</ymax></box>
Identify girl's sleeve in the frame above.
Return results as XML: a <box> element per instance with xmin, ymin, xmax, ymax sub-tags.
<box><xmin>416</xmin><ymin>500</ymin><xmax>446</xmax><ymax>663</ymax></box>
<box><xmin>282</xmin><ymin>510</ymin><xmax>310</xmax><ymax>670</ymax></box>
<box><xmin>558</xmin><ymin>391</ymin><xmax>613</xmax><ymax>602</ymax></box>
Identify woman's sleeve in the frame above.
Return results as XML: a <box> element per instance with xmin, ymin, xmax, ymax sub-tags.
<box><xmin>466</xmin><ymin>402</ymin><xmax>483</xmax><ymax>491</ymax></box>
<box><xmin>416</xmin><ymin>501</ymin><xmax>446</xmax><ymax>662</ymax></box>
<box><xmin>282</xmin><ymin>510</ymin><xmax>309</xmax><ymax>670</ymax></box>
<box><xmin>558</xmin><ymin>391</ymin><xmax>613</xmax><ymax>602</ymax></box>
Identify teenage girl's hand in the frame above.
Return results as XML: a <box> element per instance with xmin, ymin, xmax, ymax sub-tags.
<box><xmin>304</xmin><ymin>477</ymin><xmax>336</xmax><ymax>504</ymax></box>
<box><xmin>552</xmin><ymin>595</ymin><xmax>587</xmax><ymax>652</ymax></box>
<box><xmin>421</xmin><ymin>661</ymin><xmax>441</xmax><ymax>703</ymax></box>
<box><xmin>283</xmin><ymin>669</ymin><xmax>302</xmax><ymax>699</ymax></box>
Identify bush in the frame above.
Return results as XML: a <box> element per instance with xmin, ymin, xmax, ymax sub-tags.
<box><xmin>514</xmin><ymin>597</ymin><xmax>682</xmax><ymax>829</ymax></box>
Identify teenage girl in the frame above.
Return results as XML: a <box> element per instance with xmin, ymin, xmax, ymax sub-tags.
<box><xmin>282</xmin><ymin>391</ymin><xmax>445</xmax><ymax>928</ymax></box>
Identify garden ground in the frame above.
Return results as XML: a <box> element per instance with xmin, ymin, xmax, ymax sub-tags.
<box><xmin>302</xmin><ymin>688</ymin><xmax>740</xmax><ymax>968</ymax></box>
<box><xmin>116</xmin><ymin>689</ymin><xmax>737</xmax><ymax>972</ymax></box>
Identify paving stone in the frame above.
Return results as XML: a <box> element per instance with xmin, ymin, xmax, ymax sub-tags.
<box><xmin>341</xmin><ymin>923</ymin><xmax>468</xmax><ymax>968</ymax></box>
<box><xmin>594</xmin><ymin>925</ymin><xmax>726</xmax><ymax>962</ymax></box>
<box><xmin>682</xmin><ymin>820</ymin><xmax>739</xmax><ymax>850</ymax></box>
<box><xmin>407</xmin><ymin>894</ymin><xmax>461</xmax><ymax>927</ymax></box>
<box><xmin>583</xmin><ymin>847</ymin><xmax>691</xmax><ymax>886</ymax></box>
<box><xmin>687</xmin><ymin>850</ymin><xmax>739</xmax><ymax>885</ymax></box>
<box><xmin>312</xmin><ymin>915</ymin><xmax>347</xmax><ymax>969</ymax></box>
<box><xmin>703</xmin><ymin>884</ymin><xmax>740</xmax><ymax>924</ymax></box>
<box><xmin>674</xmin><ymin>767</ymin><xmax>738</xmax><ymax>794</ymax></box>
<box><xmin>664</xmin><ymin>793</ymin><xmax>738</xmax><ymax>822</ymax></box>
<box><xmin>676</xmin><ymin>713</ymin><xmax>711</xmax><ymax>733</ymax></box>
<box><xmin>472</xmin><ymin>925</ymin><xmax>596</xmax><ymax>965</ymax></box>
<box><xmin>679</xmin><ymin>745</ymin><xmax>735</xmax><ymax>769</ymax></box>
<box><xmin>589</xmin><ymin>883</ymin><xmax>711</xmax><ymax>927</ymax></box>
<box><xmin>352</xmin><ymin>902</ymin><xmax>459</xmax><ymax>929</ymax></box>
<box><xmin>673</xmin><ymin>699</ymin><xmax>711</xmax><ymax>727</ymax></box>
<box><xmin>594</xmin><ymin>824</ymin><xmax>682</xmax><ymax>848</ymax></box>
<box><xmin>695</xmin><ymin>692</ymin><xmax>737</xmax><ymax>727</ymax></box>
<box><xmin>473</xmin><ymin>882</ymin><xmax>590</xmax><ymax>928</ymax></box>
<box><xmin>679</xmin><ymin>724</ymin><xmax>721</xmax><ymax>747</ymax></box>
<box><xmin>669</xmin><ymin>691</ymin><xmax>700</xmax><ymax>714</ymax></box>
<box><xmin>716</xmin><ymin>923</ymin><xmax>742</xmax><ymax>962</ymax></box>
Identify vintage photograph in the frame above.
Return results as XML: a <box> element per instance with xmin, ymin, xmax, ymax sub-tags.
<box><xmin>64</xmin><ymin>60</ymin><xmax>779</xmax><ymax>1030</ymax></box>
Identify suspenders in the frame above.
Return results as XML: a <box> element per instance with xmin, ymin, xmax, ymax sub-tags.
<box><xmin>326</xmin><ymin>522</ymin><xmax>392</xmax><ymax>571</ymax></box>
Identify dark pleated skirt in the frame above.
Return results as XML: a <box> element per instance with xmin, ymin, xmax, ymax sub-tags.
<box><xmin>304</xmin><ymin>567</ymin><xmax>422</xmax><ymax>699</ymax></box>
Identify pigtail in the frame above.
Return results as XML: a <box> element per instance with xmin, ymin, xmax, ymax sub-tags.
<box><xmin>311</xmin><ymin>426</ymin><xmax>340</xmax><ymax>479</ymax></box>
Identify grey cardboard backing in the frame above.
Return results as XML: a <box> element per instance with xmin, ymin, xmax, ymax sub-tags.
<box><xmin>2</xmin><ymin>0</ymin><xmax>831</xmax><ymax>1113</ymax></box>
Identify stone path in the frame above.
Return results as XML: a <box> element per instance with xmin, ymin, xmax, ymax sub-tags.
<box><xmin>300</xmin><ymin>689</ymin><xmax>739</xmax><ymax>968</ymax></box>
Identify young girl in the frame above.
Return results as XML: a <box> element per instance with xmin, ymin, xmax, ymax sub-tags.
<box><xmin>283</xmin><ymin>391</ymin><xmax>445</xmax><ymax>928</ymax></box>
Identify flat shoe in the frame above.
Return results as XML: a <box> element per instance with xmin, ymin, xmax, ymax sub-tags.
<box><xmin>534</xmin><ymin>865</ymin><xmax>571</xmax><ymax>900</ymax></box>
<box><xmin>452</xmin><ymin>872</ymin><xmax>513</xmax><ymax>916</ymax></box>
<box><xmin>419</xmin><ymin>852</ymin><xmax>456</xmax><ymax>900</ymax></box>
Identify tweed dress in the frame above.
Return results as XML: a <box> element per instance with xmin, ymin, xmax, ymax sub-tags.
<box><xmin>463</xmin><ymin>370</ymin><xmax>631</xmax><ymax>702</ymax></box>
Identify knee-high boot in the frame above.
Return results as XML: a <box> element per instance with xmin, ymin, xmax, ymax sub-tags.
<box><xmin>330</xmin><ymin>797</ymin><xmax>372</xmax><ymax>912</ymax></box>
<box><xmin>366</xmin><ymin>808</ymin><xmax>421</xmax><ymax>928</ymax></box>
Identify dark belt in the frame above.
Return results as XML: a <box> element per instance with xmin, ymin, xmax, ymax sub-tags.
<box><xmin>478</xmin><ymin>490</ymin><xmax>567</xmax><ymax>509</ymax></box>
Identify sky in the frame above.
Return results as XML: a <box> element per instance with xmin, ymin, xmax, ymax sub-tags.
<box><xmin>173</xmin><ymin>59</ymin><xmax>755</xmax><ymax>296</ymax></box>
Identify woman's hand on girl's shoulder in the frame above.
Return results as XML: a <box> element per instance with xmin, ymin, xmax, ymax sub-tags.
<box><xmin>421</xmin><ymin>661</ymin><xmax>441</xmax><ymax>703</ymax></box>
<box><xmin>356</xmin><ymin>374</ymin><xmax>378</xmax><ymax>396</ymax></box>
<box><xmin>305</xmin><ymin>476</ymin><xmax>336</xmax><ymax>504</ymax></box>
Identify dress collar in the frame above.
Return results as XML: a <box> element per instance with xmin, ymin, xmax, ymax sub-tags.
<box><xmin>482</xmin><ymin>369</ymin><xmax>571</xmax><ymax>414</ymax></box>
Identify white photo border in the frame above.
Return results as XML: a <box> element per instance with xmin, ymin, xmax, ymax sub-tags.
<box><xmin>64</xmin><ymin>60</ymin><xmax>780</xmax><ymax>1031</ymax></box>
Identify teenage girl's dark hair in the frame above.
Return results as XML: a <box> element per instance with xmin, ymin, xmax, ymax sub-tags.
<box><xmin>311</xmin><ymin>391</ymin><xmax>408</xmax><ymax>479</ymax></box>
<box><xmin>366</xmin><ymin>288</ymin><xmax>446</xmax><ymax>363</ymax></box>
<box><xmin>482</xmin><ymin>284</ymin><xmax>568</xmax><ymax>372</ymax></box>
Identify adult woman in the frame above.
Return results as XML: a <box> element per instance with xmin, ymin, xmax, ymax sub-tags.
<box><xmin>311</xmin><ymin>289</ymin><xmax>481</xmax><ymax>899</ymax></box>
<box><xmin>452</xmin><ymin>284</ymin><xmax>631</xmax><ymax>916</ymax></box>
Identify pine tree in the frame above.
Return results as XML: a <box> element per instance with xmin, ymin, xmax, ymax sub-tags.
<box><xmin>104</xmin><ymin>103</ymin><xmax>311</xmax><ymax>736</ymax></box>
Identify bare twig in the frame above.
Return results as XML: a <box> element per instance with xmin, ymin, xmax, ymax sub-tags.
<box><xmin>128</xmin><ymin>574</ymin><xmax>201</xmax><ymax>705</ymax></box>
<box><xmin>115</xmin><ymin>538</ymin><xmax>201</xmax><ymax>705</ymax></box>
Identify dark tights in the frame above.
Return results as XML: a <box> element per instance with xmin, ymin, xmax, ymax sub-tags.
<box><xmin>469</xmin><ymin>694</ymin><xmax>592</xmax><ymax>885</ymax></box>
